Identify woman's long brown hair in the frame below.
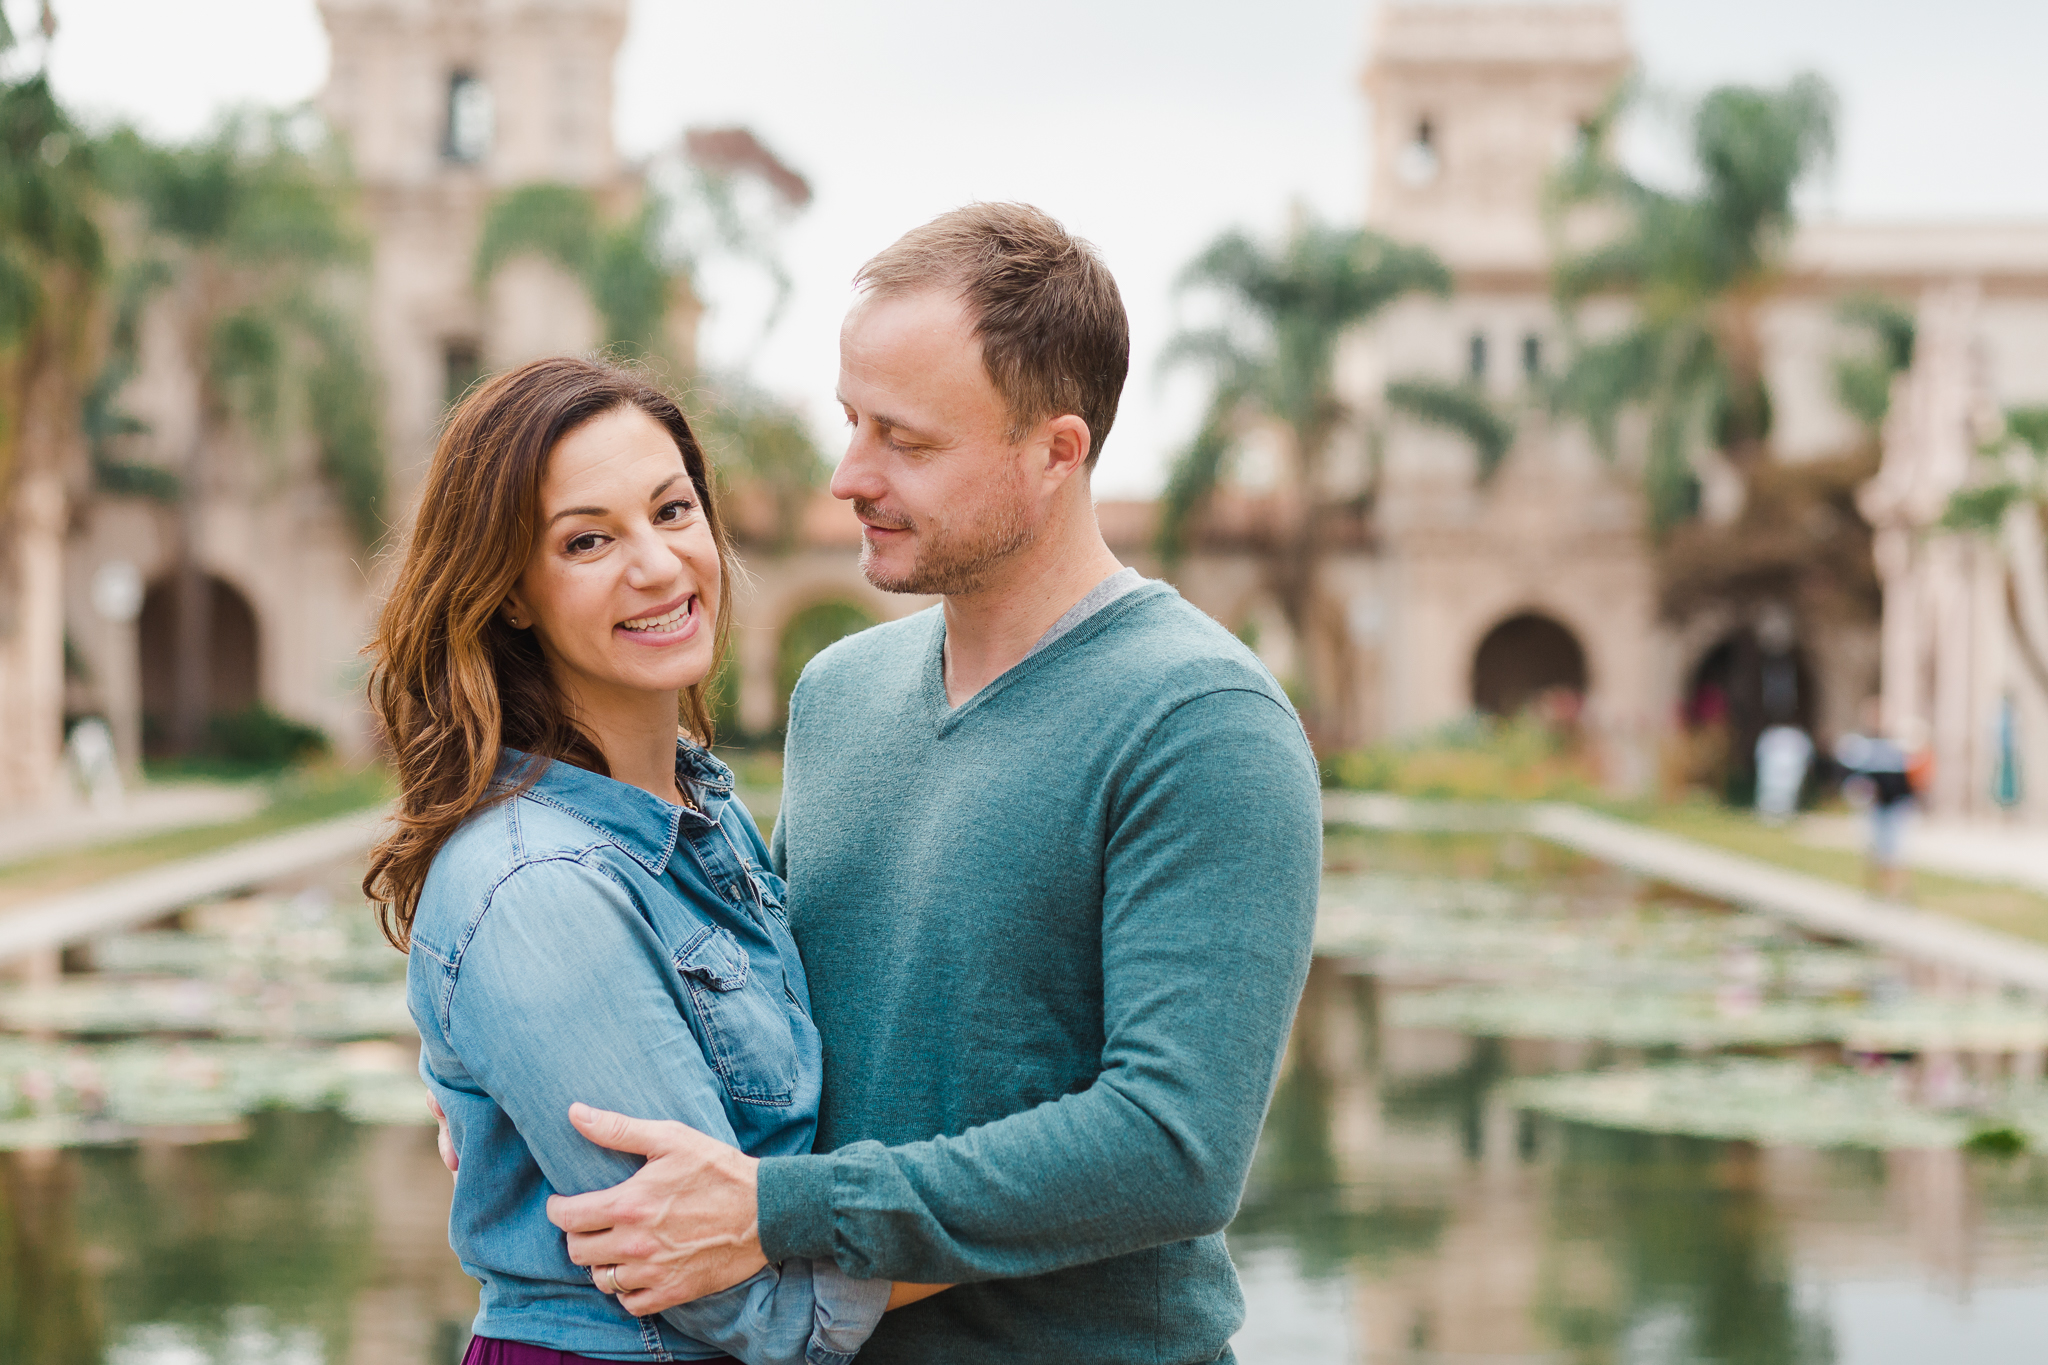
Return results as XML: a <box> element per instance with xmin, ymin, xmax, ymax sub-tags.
<box><xmin>362</xmin><ymin>357</ymin><xmax>736</xmax><ymax>950</ymax></box>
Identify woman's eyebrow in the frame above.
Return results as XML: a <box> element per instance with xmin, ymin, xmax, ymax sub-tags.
<box><xmin>545</xmin><ymin>475</ymin><xmax>686</xmax><ymax>526</ymax></box>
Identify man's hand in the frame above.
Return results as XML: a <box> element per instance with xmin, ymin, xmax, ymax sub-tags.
<box><xmin>547</xmin><ymin>1102</ymin><xmax>767</xmax><ymax>1317</ymax></box>
<box><xmin>428</xmin><ymin>1095</ymin><xmax>457</xmax><ymax>1178</ymax></box>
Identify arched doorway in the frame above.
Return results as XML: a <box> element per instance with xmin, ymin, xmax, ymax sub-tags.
<box><xmin>1683</xmin><ymin>627</ymin><xmax>1817</xmax><ymax>804</ymax></box>
<box><xmin>138</xmin><ymin>574</ymin><xmax>260</xmax><ymax>757</ymax></box>
<box><xmin>773</xmin><ymin>599</ymin><xmax>879</xmax><ymax>725</ymax></box>
<box><xmin>1470</xmin><ymin>613</ymin><xmax>1588</xmax><ymax>718</ymax></box>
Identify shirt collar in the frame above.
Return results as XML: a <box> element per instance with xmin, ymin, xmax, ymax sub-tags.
<box><xmin>499</xmin><ymin>741</ymin><xmax>735</xmax><ymax>877</ymax></box>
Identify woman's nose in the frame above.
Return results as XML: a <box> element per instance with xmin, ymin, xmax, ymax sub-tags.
<box><xmin>622</xmin><ymin>526</ymin><xmax>685</xmax><ymax>589</ymax></box>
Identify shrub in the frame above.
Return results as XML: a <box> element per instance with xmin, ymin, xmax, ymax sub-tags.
<box><xmin>207</xmin><ymin>703</ymin><xmax>331</xmax><ymax>771</ymax></box>
<box><xmin>1321</xmin><ymin>713</ymin><xmax>1600</xmax><ymax>802</ymax></box>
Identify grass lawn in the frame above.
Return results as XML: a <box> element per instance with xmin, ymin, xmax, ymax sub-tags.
<box><xmin>1614</xmin><ymin>800</ymin><xmax>2048</xmax><ymax>948</ymax></box>
<box><xmin>0</xmin><ymin>765</ymin><xmax>393</xmax><ymax>912</ymax></box>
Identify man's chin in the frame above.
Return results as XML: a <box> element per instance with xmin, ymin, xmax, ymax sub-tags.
<box><xmin>858</xmin><ymin>546</ymin><xmax>927</xmax><ymax>595</ymax></box>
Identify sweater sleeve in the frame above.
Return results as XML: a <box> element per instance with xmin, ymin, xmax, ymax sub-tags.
<box><xmin>753</xmin><ymin>687</ymin><xmax>1322</xmax><ymax>1282</ymax></box>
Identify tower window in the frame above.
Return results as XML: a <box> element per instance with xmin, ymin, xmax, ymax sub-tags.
<box><xmin>1467</xmin><ymin>332</ymin><xmax>1488</xmax><ymax>382</ymax></box>
<box><xmin>444</xmin><ymin>71</ymin><xmax>494</xmax><ymax>164</ymax></box>
<box><xmin>1397</xmin><ymin>115</ymin><xmax>1440</xmax><ymax>187</ymax></box>
<box><xmin>1522</xmin><ymin>333</ymin><xmax>1542</xmax><ymax>378</ymax></box>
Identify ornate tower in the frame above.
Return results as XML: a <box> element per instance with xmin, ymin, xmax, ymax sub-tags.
<box><xmin>316</xmin><ymin>0</ymin><xmax>635</xmax><ymax>506</ymax></box>
<box><xmin>1351</xmin><ymin>4</ymin><xmax>1655</xmax><ymax>790</ymax></box>
<box><xmin>1361</xmin><ymin>3</ymin><xmax>1628</xmax><ymax>271</ymax></box>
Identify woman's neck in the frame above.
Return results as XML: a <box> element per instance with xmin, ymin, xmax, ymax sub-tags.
<box><xmin>563</xmin><ymin>682</ymin><xmax>685</xmax><ymax>804</ymax></box>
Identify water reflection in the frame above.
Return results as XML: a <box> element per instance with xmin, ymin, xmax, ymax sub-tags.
<box><xmin>4</xmin><ymin>829</ymin><xmax>2048</xmax><ymax>1362</ymax></box>
<box><xmin>0</xmin><ymin>1112</ymin><xmax>474</xmax><ymax>1365</ymax></box>
<box><xmin>1232</xmin><ymin>831</ymin><xmax>2048</xmax><ymax>1363</ymax></box>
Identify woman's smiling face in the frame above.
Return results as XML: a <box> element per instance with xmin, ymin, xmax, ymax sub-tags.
<box><xmin>505</xmin><ymin>404</ymin><xmax>721</xmax><ymax>718</ymax></box>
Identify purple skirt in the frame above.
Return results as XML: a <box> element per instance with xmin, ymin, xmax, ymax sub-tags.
<box><xmin>464</xmin><ymin>1336</ymin><xmax>739</xmax><ymax>1365</ymax></box>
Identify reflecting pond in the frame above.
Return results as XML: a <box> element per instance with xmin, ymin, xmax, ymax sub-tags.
<box><xmin>4</xmin><ymin>828</ymin><xmax>2048</xmax><ymax>1362</ymax></box>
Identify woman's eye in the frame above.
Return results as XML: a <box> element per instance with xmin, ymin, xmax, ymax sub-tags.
<box><xmin>566</xmin><ymin>533</ymin><xmax>604</xmax><ymax>554</ymax></box>
<box><xmin>656</xmin><ymin>498</ymin><xmax>696</xmax><ymax>524</ymax></box>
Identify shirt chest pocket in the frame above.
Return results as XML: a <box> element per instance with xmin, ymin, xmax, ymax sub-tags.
<box><xmin>673</xmin><ymin>925</ymin><xmax>798</xmax><ymax>1107</ymax></box>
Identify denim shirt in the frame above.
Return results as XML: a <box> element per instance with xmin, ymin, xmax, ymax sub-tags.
<box><xmin>408</xmin><ymin>744</ymin><xmax>889</xmax><ymax>1364</ymax></box>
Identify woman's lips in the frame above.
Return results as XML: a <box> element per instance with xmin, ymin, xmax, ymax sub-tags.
<box><xmin>615</xmin><ymin>594</ymin><xmax>701</xmax><ymax>645</ymax></box>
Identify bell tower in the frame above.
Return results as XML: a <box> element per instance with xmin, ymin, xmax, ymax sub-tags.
<box><xmin>315</xmin><ymin>0</ymin><xmax>636</xmax><ymax>508</ymax></box>
<box><xmin>1361</xmin><ymin>3</ymin><xmax>1628</xmax><ymax>271</ymax></box>
<box><xmin>319</xmin><ymin>0</ymin><xmax>628</xmax><ymax>189</ymax></box>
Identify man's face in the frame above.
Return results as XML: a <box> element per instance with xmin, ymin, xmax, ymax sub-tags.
<box><xmin>831</xmin><ymin>289</ymin><xmax>1036</xmax><ymax>595</ymax></box>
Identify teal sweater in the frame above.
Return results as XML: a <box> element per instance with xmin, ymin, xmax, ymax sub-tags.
<box><xmin>760</xmin><ymin>583</ymin><xmax>1322</xmax><ymax>1364</ymax></box>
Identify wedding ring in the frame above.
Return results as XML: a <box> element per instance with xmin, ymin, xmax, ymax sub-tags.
<box><xmin>600</xmin><ymin>1264</ymin><xmax>623</xmax><ymax>1295</ymax></box>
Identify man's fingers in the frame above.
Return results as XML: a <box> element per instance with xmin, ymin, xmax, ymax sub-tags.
<box><xmin>566</xmin><ymin>1102</ymin><xmax>684</xmax><ymax>1157</ymax></box>
<box><xmin>548</xmin><ymin>1189</ymin><xmax>622</xmax><ymax>1236</ymax></box>
<box><xmin>428</xmin><ymin>1096</ymin><xmax>458</xmax><ymax>1175</ymax></box>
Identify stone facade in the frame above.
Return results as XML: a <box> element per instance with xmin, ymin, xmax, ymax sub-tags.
<box><xmin>45</xmin><ymin>0</ymin><xmax>2048</xmax><ymax>806</ymax></box>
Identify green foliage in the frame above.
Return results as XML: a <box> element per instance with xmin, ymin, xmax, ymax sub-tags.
<box><xmin>205</xmin><ymin>702</ymin><xmax>330</xmax><ymax>772</ymax></box>
<box><xmin>1942</xmin><ymin>482</ymin><xmax>2025</xmax><ymax>534</ymax></box>
<box><xmin>1385</xmin><ymin>378</ymin><xmax>1517</xmax><ymax>481</ymax></box>
<box><xmin>0</xmin><ymin>61</ymin><xmax>105</xmax><ymax>503</ymax></box>
<box><xmin>775</xmin><ymin>601</ymin><xmax>877</xmax><ymax>720</ymax></box>
<box><xmin>1321</xmin><ymin>714</ymin><xmax>1600</xmax><ymax>802</ymax></box>
<box><xmin>1549</xmin><ymin>75</ymin><xmax>1837</xmax><ymax>533</ymax></box>
<box><xmin>84</xmin><ymin>258</ymin><xmax>180</xmax><ymax>500</ymax></box>
<box><xmin>2008</xmin><ymin>405</ymin><xmax>2048</xmax><ymax>455</ymax></box>
<box><xmin>98</xmin><ymin>111</ymin><xmax>388</xmax><ymax>543</ymax></box>
<box><xmin>1158</xmin><ymin>218</ymin><xmax>1450</xmax><ymax>557</ymax></box>
<box><xmin>693</xmin><ymin>377</ymin><xmax>830</xmax><ymax>547</ymax></box>
<box><xmin>1964</xmin><ymin>1124</ymin><xmax>2028</xmax><ymax>1157</ymax></box>
<box><xmin>475</xmin><ymin>183</ymin><xmax>678</xmax><ymax>360</ymax></box>
<box><xmin>1832</xmin><ymin>294</ymin><xmax>1915</xmax><ymax>429</ymax></box>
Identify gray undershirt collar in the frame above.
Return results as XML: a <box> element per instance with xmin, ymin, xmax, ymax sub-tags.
<box><xmin>1023</xmin><ymin>567</ymin><xmax>1146</xmax><ymax>661</ymax></box>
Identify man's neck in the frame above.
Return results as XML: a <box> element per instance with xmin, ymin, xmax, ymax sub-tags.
<box><xmin>940</xmin><ymin>514</ymin><xmax>1124</xmax><ymax>708</ymax></box>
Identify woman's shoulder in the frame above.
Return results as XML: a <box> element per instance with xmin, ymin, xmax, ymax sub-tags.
<box><xmin>413</xmin><ymin>793</ymin><xmax>634</xmax><ymax>949</ymax></box>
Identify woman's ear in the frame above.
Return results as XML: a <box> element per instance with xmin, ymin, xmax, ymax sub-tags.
<box><xmin>500</xmin><ymin>593</ymin><xmax>531</xmax><ymax>631</ymax></box>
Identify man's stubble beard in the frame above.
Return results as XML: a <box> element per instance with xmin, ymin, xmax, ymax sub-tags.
<box><xmin>856</xmin><ymin>497</ymin><xmax>1035</xmax><ymax>596</ymax></box>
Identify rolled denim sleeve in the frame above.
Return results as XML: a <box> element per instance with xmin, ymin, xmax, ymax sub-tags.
<box><xmin>446</xmin><ymin>854</ymin><xmax>886</xmax><ymax>1364</ymax></box>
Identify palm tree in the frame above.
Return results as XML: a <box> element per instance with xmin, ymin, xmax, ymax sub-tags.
<box><xmin>1548</xmin><ymin>74</ymin><xmax>1837</xmax><ymax>529</ymax></box>
<box><xmin>1160</xmin><ymin>216</ymin><xmax>1508</xmax><ymax>743</ymax></box>
<box><xmin>0</xmin><ymin>10</ymin><xmax>106</xmax><ymax>807</ymax></box>
<box><xmin>474</xmin><ymin>128</ymin><xmax>825</xmax><ymax>545</ymax></box>
<box><xmin>99</xmin><ymin>110</ymin><xmax>385</xmax><ymax>755</ymax></box>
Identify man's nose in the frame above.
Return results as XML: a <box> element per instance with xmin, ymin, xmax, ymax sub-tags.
<box><xmin>830</xmin><ymin>430</ymin><xmax>885</xmax><ymax>503</ymax></box>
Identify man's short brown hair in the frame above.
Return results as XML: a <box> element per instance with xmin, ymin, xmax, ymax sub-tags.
<box><xmin>854</xmin><ymin>202</ymin><xmax>1129</xmax><ymax>468</ymax></box>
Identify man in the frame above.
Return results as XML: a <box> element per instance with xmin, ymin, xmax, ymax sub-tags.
<box><xmin>545</xmin><ymin>203</ymin><xmax>1321</xmax><ymax>1361</ymax></box>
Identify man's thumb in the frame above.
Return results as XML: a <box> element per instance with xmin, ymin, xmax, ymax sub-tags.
<box><xmin>568</xmin><ymin>1102</ymin><xmax>668</xmax><ymax>1155</ymax></box>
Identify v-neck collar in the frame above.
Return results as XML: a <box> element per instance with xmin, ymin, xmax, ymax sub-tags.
<box><xmin>923</xmin><ymin>582</ymin><xmax>1171</xmax><ymax>734</ymax></box>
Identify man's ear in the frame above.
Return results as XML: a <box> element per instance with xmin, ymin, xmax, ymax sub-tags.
<box><xmin>1040</xmin><ymin>414</ymin><xmax>1093</xmax><ymax>487</ymax></box>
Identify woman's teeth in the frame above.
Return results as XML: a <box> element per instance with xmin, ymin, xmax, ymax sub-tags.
<box><xmin>620</xmin><ymin>598</ymin><xmax>693</xmax><ymax>633</ymax></box>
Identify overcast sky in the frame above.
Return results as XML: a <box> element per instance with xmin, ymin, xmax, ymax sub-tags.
<box><xmin>20</xmin><ymin>0</ymin><xmax>2048</xmax><ymax>496</ymax></box>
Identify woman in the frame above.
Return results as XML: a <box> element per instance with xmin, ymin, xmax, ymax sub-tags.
<box><xmin>364</xmin><ymin>357</ymin><xmax>937</xmax><ymax>1364</ymax></box>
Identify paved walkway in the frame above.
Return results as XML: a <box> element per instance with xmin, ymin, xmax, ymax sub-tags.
<box><xmin>0</xmin><ymin>783</ymin><xmax>269</xmax><ymax>868</ymax></box>
<box><xmin>0</xmin><ymin>807</ymin><xmax>390</xmax><ymax>966</ymax></box>
<box><xmin>1324</xmin><ymin>793</ymin><xmax>2048</xmax><ymax>996</ymax></box>
<box><xmin>1796</xmin><ymin>812</ymin><xmax>2048</xmax><ymax>897</ymax></box>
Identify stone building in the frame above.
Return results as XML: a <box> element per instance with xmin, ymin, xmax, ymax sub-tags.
<box><xmin>62</xmin><ymin>0</ymin><xmax>687</xmax><ymax>772</ymax></box>
<box><xmin>48</xmin><ymin>0</ymin><xmax>2048</xmax><ymax>813</ymax></box>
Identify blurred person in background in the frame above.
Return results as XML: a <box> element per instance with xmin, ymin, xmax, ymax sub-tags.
<box><xmin>1836</xmin><ymin>700</ymin><xmax>1926</xmax><ymax>901</ymax></box>
<box><xmin>537</xmin><ymin>204</ymin><xmax>1324</xmax><ymax>1364</ymax></box>
<box><xmin>366</xmin><ymin>357</ymin><xmax>944</xmax><ymax>1365</ymax></box>
<box><xmin>1753</xmin><ymin>723</ymin><xmax>1812</xmax><ymax>825</ymax></box>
